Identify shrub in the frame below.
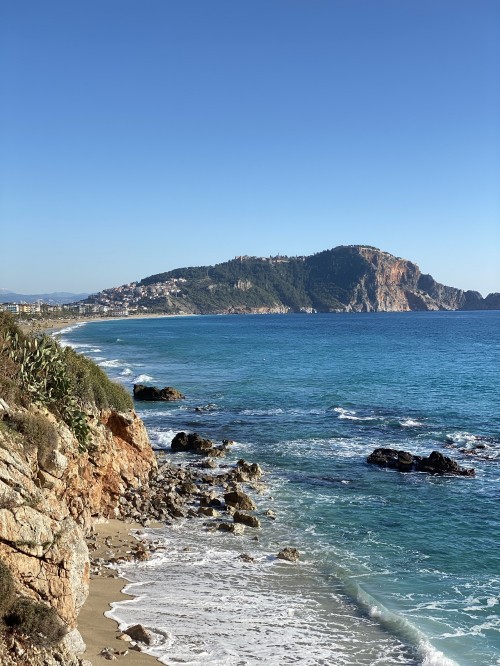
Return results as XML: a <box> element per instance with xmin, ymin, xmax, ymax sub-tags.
<box><xmin>4</xmin><ymin>597</ymin><xmax>66</xmax><ymax>645</ymax></box>
<box><xmin>0</xmin><ymin>316</ymin><xmax>132</xmax><ymax>451</ymax></box>
<box><xmin>9</xmin><ymin>412</ymin><xmax>58</xmax><ymax>463</ymax></box>
<box><xmin>0</xmin><ymin>314</ymin><xmax>24</xmax><ymax>405</ymax></box>
<box><xmin>0</xmin><ymin>560</ymin><xmax>15</xmax><ymax>616</ymax></box>
<box><xmin>63</xmin><ymin>347</ymin><xmax>133</xmax><ymax>412</ymax></box>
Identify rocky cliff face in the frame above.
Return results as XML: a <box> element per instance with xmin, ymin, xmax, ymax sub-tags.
<box><xmin>333</xmin><ymin>246</ymin><xmax>485</xmax><ymax>312</ymax></box>
<box><xmin>0</xmin><ymin>400</ymin><xmax>156</xmax><ymax>664</ymax></box>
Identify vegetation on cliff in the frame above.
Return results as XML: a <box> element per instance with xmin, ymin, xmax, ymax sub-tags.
<box><xmin>0</xmin><ymin>313</ymin><xmax>132</xmax><ymax>449</ymax></box>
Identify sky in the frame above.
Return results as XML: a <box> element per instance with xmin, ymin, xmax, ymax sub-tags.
<box><xmin>1</xmin><ymin>0</ymin><xmax>499</xmax><ymax>296</ymax></box>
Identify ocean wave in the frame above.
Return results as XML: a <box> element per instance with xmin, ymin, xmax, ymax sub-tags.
<box><xmin>148</xmin><ymin>429</ymin><xmax>180</xmax><ymax>449</ymax></box>
<box><xmin>350</xmin><ymin>584</ymin><xmax>458</xmax><ymax>666</ymax></box>
<box><xmin>53</xmin><ymin>322</ymin><xmax>87</xmax><ymax>336</ymax></box>
<box><xmin>443</xmin><ymin>431</ymin><xmax>500</xmax><ymax>460</ymax></box>
<box><xmin>120</xmin><ymin>368</ymin><xmax>133</xmax><ymax>376</ymax></box>
<box><xmin>333</xmin><ymin>407</ymin><xmax>377</xmax><ymax>422</ymax></box>
<box><xmin>98</xmin><ymin>359</ymin><xmax>123</xmax><ymax>368</ymax></box>
<box><xmin>107</xmin><ymin>523</ymin><xmax>417</xmax><ymax>665</ymax></box>
<box><xmin>399</xmin><ymin>418</ymin><xmax>424</xmax><ymax>428</ymax></box>
<box><xmin>134</xmin><ymin>374</ymin><xmax>154</xmax><ymax>383</ymax></box>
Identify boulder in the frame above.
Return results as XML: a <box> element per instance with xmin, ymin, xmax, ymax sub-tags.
<box><xmin>133</xmin><ymin>384</ymin><xmax>185</xmax><ymax>401</ymax></box>
<box><xmin>233</xmin><ymin>511</ymin><xmax>260</xmax><ymax>528</ymax></box>
<box><xmin>277</xmin><ymin>547</ymin><xmax>300</xmax><ymax>562</ymax></box>
<box><xmin>233</xmin><ymin>460</ymin><xmax>263</xmax><ymax>482</ymax></box>
<box><xmin>218</xmin><ymin>522</ymin><xmax>245</xmax><ymax>535</ymax></box>
<box><xmin>224</xmin><ymin>488</ymin><xmax>256</xmax><ymax>511</ymax></box>
<box><xmin>171</xmin><ymin>431</ymin><xmax>228</xmax><ymax>457</ymax></box>
<box><xmin>123</xmin><ymin>624</ymin><xmax>153</xmax><ymax>645</ymax></box>
<box><xmin>418</xmin><ymin>450</ymin><xmax>475</xmax><ymax>477</ymax></box>
<box><xmin>367</xmin><ymin>448</ymin><xmax>475</xmax><ymax>477</ymax></box>
<box><xmin>197</xmin><ymin>507</ymin><xmax>219</xmax><ymax>518</ymax></box>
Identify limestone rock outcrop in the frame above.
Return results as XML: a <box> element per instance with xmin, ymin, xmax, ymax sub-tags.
<box><xmin>0</xmin><ymin>403</ymin><xmax>157</xmax><ymax>661</ymax></box>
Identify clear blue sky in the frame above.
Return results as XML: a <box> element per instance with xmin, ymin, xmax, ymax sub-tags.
<box><xmin>1</xmin><ymin>0</ymin><xmax>499</xmax><ymax>296</ymax></box>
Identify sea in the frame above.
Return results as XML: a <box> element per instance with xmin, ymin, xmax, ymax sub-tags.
<box><xmin>57</xmin><ymin>312</ymin><xmax>500</xmax><ymax>666</ymax></box>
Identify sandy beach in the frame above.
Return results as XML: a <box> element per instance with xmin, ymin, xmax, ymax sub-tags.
<box><xmin>18</xmin><ymin>312</ymin><xmax>175</xmax><ymax>335</ymax></box>
<box><xmin>79</xmin><ymin>519</ymin><xmax>160</xmax><ymax>666</ymax></box>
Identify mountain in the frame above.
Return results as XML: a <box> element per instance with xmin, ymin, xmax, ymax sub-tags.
<box><xmin>0</xmin><ymin>290</ymin><xmax>89</xmax><ymax>305</ymax></box>
<box><xmin>82</xmin><ymin>245</ymin><xmax>499</xmax><ymax>314</ymax></box>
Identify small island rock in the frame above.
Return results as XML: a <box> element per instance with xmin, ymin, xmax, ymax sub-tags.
<box><xmin>367</xmin><ymin>448</ymin><xmax>475</xmax><ymax>477</ymax></box>
<box><xmin>133</xmin><ymin>384</ymin><xmax>185</xmax><ymax>401</ymax></box>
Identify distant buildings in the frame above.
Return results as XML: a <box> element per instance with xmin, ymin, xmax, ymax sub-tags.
<box><xmin>0</xmin><ymin>301</ymin><xmax>130</xmax><ymax>318</ymax></box>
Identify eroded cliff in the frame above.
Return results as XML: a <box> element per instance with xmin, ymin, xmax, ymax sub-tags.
<box><xmin>0</xmin><ymin>402</ymin><xmax>156</xmax><ymax>665</ymax></box>
<box><xmin>0</xmin><ymin>315</ymin><xmax>157</xmax><ymax>665</ymax></box>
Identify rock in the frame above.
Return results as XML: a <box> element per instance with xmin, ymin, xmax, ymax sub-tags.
<box><xmin>277</xmin><ymin>547</ymin><xmax>300</xmax><ymax>562</ymax></box>
<box><xmin>224</xmin><ymin>488</ymin><xmax>256</xmax><ymax>511</ymax></box>
<box><xmin>62</xmin><ymin>628</ymin><xmax>86</xmax><ymax>655</ymax></box>
<box><xmin>133</xmin><ymin>384</ymin><xmax>185</xmax><ymax>401</ymax></box>
<box><xmin>233</xmin><ymin>460</ymin><xmax>263</xmax><ymax>482</ymax></box>
<box><xmin>233</xmin><ymin>511</ymin><xmax>260</xmax><ymax>528</ymax></box>
<box><xmin>123</xmin><ymin>624</ymin><xmax>153</xmax><ymax>645</ymax></box>
<box><xmin>418</xmin><ymin>450</ymin><xmax>475</xmax><ymax>477</ymax></box>
<box><xmin>197</xmin><ymin>507</ymin><xmax>220</xmax><ymax>518</ymax></box>
<box><xmin>218</xmin><ymin>522</ymin><xmax>245</xmax><ymax>535</ymax></box>
<box><xmin>264</xmin><ymin>509</ymin><xmax>276</xmax><ymax>520</ymax></box>
<box><xmin>171</xmin><ymin>431</ymin><xmax>228</xmax><ymax>457</ymax></box>
<box><xmin>99</xmin><ymin>647</ymin><xmax>117</xmax><ymax>660</ymax></box>
<box><xmin>367</xmin><ymin>448</ymin><xmax>475</xmax><ymax>477</ymax></box>
<box><xmin>237</xmin><ymin>553</ymin><xmax>255</xmax><ymax>563</ymax></box>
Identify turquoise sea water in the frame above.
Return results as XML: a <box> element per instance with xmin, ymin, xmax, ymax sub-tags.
<box><xmin>60</xmin><ymin>312</ymin><xmax>500</xmax><ymax>665</ymax></box>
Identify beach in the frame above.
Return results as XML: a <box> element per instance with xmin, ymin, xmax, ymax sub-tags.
<box><xmin>79</xmin><ymin>519</ymin><xmax>159</xmax><ymax>666</ymax></box>
<box><xmin>18</xmin><ymin>312</ymin><xmax>174</xmax><ymax>335</ymax></box>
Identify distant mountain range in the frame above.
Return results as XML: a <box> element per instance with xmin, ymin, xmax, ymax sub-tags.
<box><xmin>0</xmin><ymin>290</ymin><xmax>89</xmax><ymax>305</ymax></box>
<box><xmin>81</xmin><ymin>245</ymin><xmax>500</xmax><ymax>314</ymax></box>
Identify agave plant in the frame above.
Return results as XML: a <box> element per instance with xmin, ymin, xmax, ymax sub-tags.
<box><xmin>3</xmin><ymin>331</ymin><xmax>91</xmax><ymax>450</ymax></box>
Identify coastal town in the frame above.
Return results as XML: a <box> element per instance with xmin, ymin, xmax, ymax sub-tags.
<box><xmin>0</xmin><ymin>276</ymin><xmax>190</xmax><ymax>320</ymax></box>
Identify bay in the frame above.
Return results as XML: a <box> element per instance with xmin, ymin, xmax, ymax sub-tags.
<box><xmin>60</xmin><ymin>311</ymin><xmax>500</xmax><ymax>665</ymax></box>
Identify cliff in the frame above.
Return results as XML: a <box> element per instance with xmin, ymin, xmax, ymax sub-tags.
<box><xmin>0</xmin><ymin>315</ymin><xmax>157</xmax><ymax>665</ymax></box>
<box><xmin>82</xmin><ymin>245</ymin><xmax>499</xmax><ymax>314</ymax></box>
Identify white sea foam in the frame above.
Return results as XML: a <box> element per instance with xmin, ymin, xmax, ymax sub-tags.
<box><xmin>53</xmin><ymin>322</ymin><xmax>87</xmax><ymax>336</ymax></box>
<box><xmin>333</xmin><ymin>407</ymin><xmax>375</xmax><ymax>422</ymax></box>
<box><xmin>120</xmin><ymin>368</ymin><xmax>133</xmax><ymax>376</ymax></box>
<box><xmin>98</xmin><ymin>359</ymin><xmax>123</xmax><ymax>368</ymax></box>
<box><xmin>134</xmin><ymin>374</ymin><xmax>154</xmax><ymax>383</ymax></box>
<box><xmin>148</xmin><ymin>429</ymin><xmax>180</xmax><ymax>449</ymax></box>
<box><xmin>107</xmin><ymin>523</ymin><xmax>416</xmax><ymax>665</ymax></box>
<box><xmin>400</xmin><ymin>418</ymin><xmax>423</xmax><ymax>427</ymax></box>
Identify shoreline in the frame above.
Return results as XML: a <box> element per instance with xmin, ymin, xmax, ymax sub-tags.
<box><xmin>79</xmin><ymin>519</ymin><xmax>160</xmax><ymax>665</ymax></box>
<box><xmin>19</xmin><ymin>312</ymin><xmax>182</xmax><ymax>335</ymax></box>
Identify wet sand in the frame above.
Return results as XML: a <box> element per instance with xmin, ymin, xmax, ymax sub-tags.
<box><xmin>79</xmin><ymin>519</ymin><xmax>160</xmax><ymax>665</ymax></box>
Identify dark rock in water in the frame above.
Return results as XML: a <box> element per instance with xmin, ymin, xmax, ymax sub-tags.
<box><xmin>233</xmin><ymin>510</ymin><xmax>260</xmax><ymax>528</ymax></box>
<box><xmin>124</xmin><ymin>624</ymin><xmax>153</xmax><ymax>645</ymax></box>
<box><xmin>218</xmin><ymin>522</ymin><xmax>245</xmax><ymax>535</ymax></box>
<box><xmin>237</xmin><ymin>553</ymin><xmax>256</xmax><ymax>563</ymax></box>
<box><xmin>197</xmin><ymin>506</ymin><xmax>220</xmax><ymax>517</ymax></box>
<box><xmin>133</xmin><ymin>384</ymin><xmax>185</xmax><ymax>401</ymax></box>
<box><xmin>233</xmin><ymin>459</ymin><xmax>263</xmax><ymax>482</ymax></box>
<box><xmin>224</xmin><ymin>487</ymin><xmax>256</xmax><ymax>511</ymax></box>
<box><xmin>367</xmin><ymin>448</ymin><xmax>475</xmax><ymax>477</ymax></box>
<box><xmin>171</xmin><ymin>431</ymin><xmax>229</xmax><ymax>457</ymax></box>
<box><xmin>418</xmin><ymin>450</ymin><xmax>475</xmax><ymax>476</ymax></box>
<box><xmin>277</xmin><ymin>547</ymin><xmax>300</xmax><ymax>562</ymax></box>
